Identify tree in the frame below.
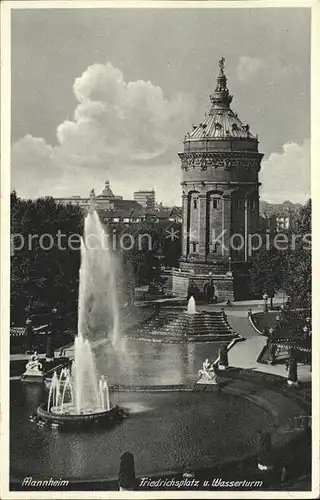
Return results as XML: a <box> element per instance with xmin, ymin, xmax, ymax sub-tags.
<box><xmin>11</xmin><ymin>193</ymin><xmax>83</xmax><ymax>325</ymax></box>
<box><xmin>282</xmin><ymin>200</ymin><xmax>311</xmax><ymax>309</ymax></box>
<box><xmin>251</xmin><ymin>199</ymin><xmax>311</xmax><ymax>310</ymax></box>
<box><xmin>118</xmin><ymin>219</ymin><xmax>181</xmax><ymax>289</ymax></box>
<box><xmin>250</xmin><ymin>233</ymin><xmax>285</xmax><ymax>308</ymax></box>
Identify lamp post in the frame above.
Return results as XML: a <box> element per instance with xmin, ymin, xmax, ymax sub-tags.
<box><xmin>46</xmin><ymin>307</ymin><xmax>58</xmax><ymax>362</ymax></box>
<box><xmin>263</xmin><ymin>293</ymin><xmax>269</xmax><ymax>313</ymax></box>
<box><xmin>25</xmin><ymin>318</ymin><xmax>34</xmax><ymax>353</ymax></box>
<box><xmin>268</xmin><ymin>327</ymin><xmax>276</xmax><ymax>365</ymax></box>
<box><xmin>287</xmin><ymin>355</ymin><xmax>298</xmax><ymax>387</ymax></box>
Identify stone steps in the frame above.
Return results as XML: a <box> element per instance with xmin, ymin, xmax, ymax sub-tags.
<box><xmin>133</xmin><ymin>312</ymin><xmax>234</xmax><ymax>338</ymax></box>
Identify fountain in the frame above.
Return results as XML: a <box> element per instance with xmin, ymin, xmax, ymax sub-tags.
<box><xmin>126</xmin><ymin>295</ymin><xmax>240</xmax><ymax>342</ymax></box>
<box><xmin>36</xmin><ymin>209</ymin><xmax>123</xmax><ymax>428</ymax></box>
<box><xmin>45</xmin><ymin>338</ymin><xmax>111</xmax><ymax>416</ymax></box>
<box><xmin>186</xmin><ymin>296</ymin><xmax>196</xmax><ymax>315</ymax></box>
<box><xmin>78</xmin><ymin>209</ymin><xmax>121</xmax><ymax>346</ymax></box>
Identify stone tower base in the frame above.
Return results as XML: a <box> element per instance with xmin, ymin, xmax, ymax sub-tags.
<box><xmin>171</xmin><ymin>269</ymin><xmax>234</xmax><ymax>302</ymax></box>
<box><xmin>165</xmin><ymin>262</ymin><xmax>253</xmax><ymax>302</ymax></box>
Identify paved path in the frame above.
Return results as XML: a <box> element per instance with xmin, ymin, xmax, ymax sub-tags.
<box><xmin>228</xmin><ymin>335</ymin><xmax>311</xmax><ymax>382</ymax></box>
<box><xmin>225</xmin><ymin>312</ymin><xmax>257</xmax><ymax>338</ymax></box>
<box><xmin>226</xmin><ymin>311</ymin><xmax>311</xmax><ymax>383</ymax></box>
<box><xmin>200</xmin><ymin>303</ymin><xmax>312</xmax><ymax>384</ymax></box>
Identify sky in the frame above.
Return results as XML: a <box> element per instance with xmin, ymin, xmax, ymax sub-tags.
<box><xmin>11</xmin><ymin>7</ymin><xmax>311</xmax><ymax>205</ymax></box>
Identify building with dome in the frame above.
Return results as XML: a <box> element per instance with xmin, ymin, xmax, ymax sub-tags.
<box><xmin>172</xmin><ymin>57</ymin><xmax>263</xmax><ymax>300</ymax></box>
<box><xmin>54</xmin><ymin>181</ymin><xmax>182</xmax><ymax>225</ymax></box>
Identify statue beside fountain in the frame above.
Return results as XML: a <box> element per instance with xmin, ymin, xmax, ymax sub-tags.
<box><xmin>22</xmin><ymin>351</ymin><xmax>44</xmax><ymax>379</ymax></box>
<box><xmin>197</xmin><ymin>358</ymin><xmax>219</xmax><ymax>385</ymax></box>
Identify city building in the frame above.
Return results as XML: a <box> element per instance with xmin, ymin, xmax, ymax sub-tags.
<box><xmin>134</xmin><ymin>190</ymin><xmax>156</xmax><ymax>210</ymax></box>
<box><xmin>55</xmin><ymin>181</ymin><xmax>135</xmax><ymax>211</ymax></box>
<box><xmin>172</xmin><ymin>57</ymin><xmax>263</xmax><ymax>300</ymax></box>
<box><xmin>259</xmin><ymin>200</ymin><xmax>302</xmax><ymax>232</ymax></box>
<box><xmin>54</xmin><ymin>181</ymin><xmax>181</xmax><ymax>225</ymax></box>
<box><xmin>53</xmin><ymin>194</ymin><xmax>91</xmax><ymax>209</ymax></box>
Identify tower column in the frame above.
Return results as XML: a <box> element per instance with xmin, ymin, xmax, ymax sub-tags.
<box><xmin>222</xmin><ymin>193</ymin><xmax>232</xmax><ymax>258</ymax></box>
<box><xmin>181</xmin><ymin>194</ymin><xmax>188</xmax><ymax>258</ymax></box>
<box><xmin>244</xmin><ymin>195</ymin><xmax>248</xmax><ymax>262</ymax></box>
<box><xmin>198</xmin><ymin>194</ymin><xmax>207</xmax><ymax>261</ymax></box>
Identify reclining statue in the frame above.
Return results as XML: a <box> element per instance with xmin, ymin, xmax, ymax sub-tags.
<box><xmin>197</xmin><ymin>358</ymin><xmax>218</xmax><ymax>384</ymax></box>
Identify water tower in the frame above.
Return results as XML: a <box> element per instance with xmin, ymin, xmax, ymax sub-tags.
<box><xmin>174</xmin><ymin>58</ymin><xmax>263</xmax><ymax>300</ymax></box>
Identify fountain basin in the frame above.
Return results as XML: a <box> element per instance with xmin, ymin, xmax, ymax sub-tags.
<box><xmin>11</xmin><ymin>383</ymin><xmax>287</xmax><ymax>484</ymax></box>
<box><xmin>125</xmin><ymin>308</ymin><xmax>239</xmax><ymax>342</ymax></box>
<box><xmin>36</xmin><ymin>403</ymin><xmax>124</xmax><ymax>428</ymax></box>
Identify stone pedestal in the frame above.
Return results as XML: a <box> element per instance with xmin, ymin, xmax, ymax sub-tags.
<box><xmin>218</xmin><ymin>345</ymin><xmax>229</xmax><ymax>370</ymax></box>
<box><xmin>197</xmin><ymin>377</ymin><xmax>218</xmax><ymax>385</ymax></box>
<box><xmin>46</xmin><ymin>333</ymin><xmax>55</xmax><ymax>362</ymax></box>
<box><xmin>172</xmin><ymin>267</ymin><xmax>234</xmax><ymax>301</ymax></box>
<box><xmin>118</xmin><ymin>452</ymin><xmax>136</xmax><ymax>491</ymax></box>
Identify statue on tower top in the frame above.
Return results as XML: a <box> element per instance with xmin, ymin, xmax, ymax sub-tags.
<box><xmin>219</xmin><ymin>57</ymin><xmax>225</xmax><ymax>72</ymax></box>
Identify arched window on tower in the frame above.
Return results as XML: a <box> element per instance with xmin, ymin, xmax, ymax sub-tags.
<box><xmin>211</xmin><ymin>196</ymin><xmax>221</xmax><ymax>210</ymax></box>
<box><xmin>212</xmin><ymin>198</ymin><xmax>219</xmax><ymax>209</ymax></box>
<box><xmin>193</xmin><ymin>198</ymin><xmax>198</xmax><ymax>210</ymax></box>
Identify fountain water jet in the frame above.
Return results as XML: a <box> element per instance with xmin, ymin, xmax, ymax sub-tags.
<box><xmin>187</xmin><ymin>296</ymin><xmax>196</xmax><ymax>315</ymax></box>
<box><xmin>38</xmin><ymin>209</ymin><xmax>124</xmax><ymax>426</ymax></box>
<box><xmin>78</xmin><ymin>210</ymin><xmax>121</xmax><ymax>346</ymax></box>
<box><xmin>99</xmin><ymin>376</ymin><xmax>110</xmax><ymax>412</ymax></box>
<box><xmin>46</xmin><ymin>357</ymin><xmax>111</xmax><ymax>416</ymax></box>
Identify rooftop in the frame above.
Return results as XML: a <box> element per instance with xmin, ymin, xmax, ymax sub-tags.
<box><xmin>98</xmin><ymin>180</ymin><xmax>114</xmax><ymax>199</ymax></box>
<box><xmin>185</xmin><ymin>57</ymin><xmax>257</xmax><ymax>143</ymax></box>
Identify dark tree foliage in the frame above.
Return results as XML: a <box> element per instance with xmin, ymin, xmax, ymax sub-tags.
<box><xmin>11</xmin><ymin>192</ymin><xmax>182</xmax><ymax>324</ymax></box>
<box><xmin>282</xmin><ymin>199</ymin><xmax>311</xmax><ymax>309</ymax></box>
<box><xmin>11</xmin><ymin>192</ymin><xmax>83</xmax><ymax>325</ymax></box>
<box><xmin>113</xmin><ymin>219</ymin><xmax>181</xmax><ymax>288</ymax></box>
<box><xmin>250</xmin><ymin>199</ymin><xmax>311</xmax><ymax>309</ymax></box>
<box><xmin>250</xmin><ymin>231</ymin><xmax>286</xmax><ymax>306</ymax></box>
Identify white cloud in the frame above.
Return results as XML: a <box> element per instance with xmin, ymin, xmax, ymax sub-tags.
<box><xmin>260</xmin><ymin>139</ymin><xmax>310</xmax><ymax>203</ymax></box>
<box><xmin>237</xmin><ymin>56</ymin><xmax>265</xmax><ymax>83</ymax></box>
<box><xmin>11</xmin><ymin>135</ymin><xmax>58</xmax><ymax>197</ymax></box>
<box><xmin>11</xmin><ymin>62</ymin><xmax>194</xmax><ymax>201</ymax></box>
<box><xmin>111</xmin><ymin>161</ymin><xmax>182</xmax><ymax>206</ymax></box>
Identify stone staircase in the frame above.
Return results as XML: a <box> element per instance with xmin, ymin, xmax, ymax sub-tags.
<box><xmin>126</xmin><ymin>309</ymin><xmax>237</xmax><ymax>340</ymax></box>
